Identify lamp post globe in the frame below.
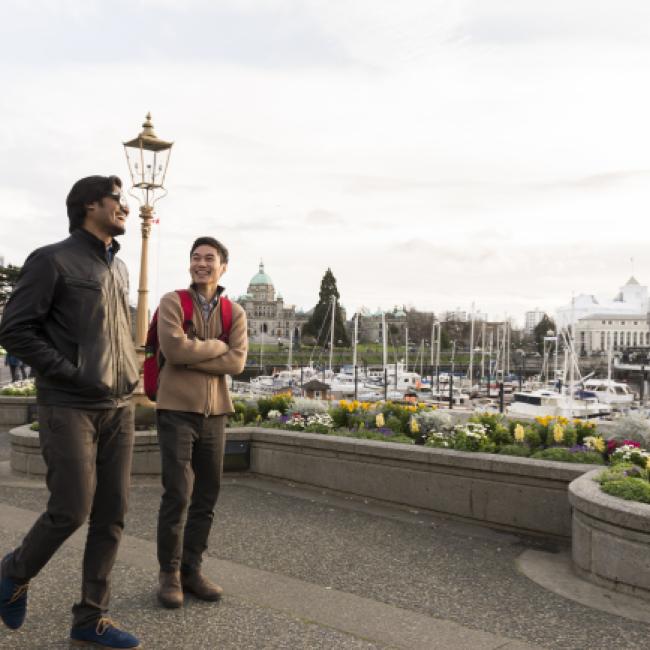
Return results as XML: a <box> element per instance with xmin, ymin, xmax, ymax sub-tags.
<box><xmin>123</xmin><ymin>112</ymin><xmax>173</xmax><ymax>348</ymax></box>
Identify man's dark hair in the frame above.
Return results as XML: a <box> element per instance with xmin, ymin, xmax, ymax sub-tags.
<box><xmin>190</xmin><ymin>237</ymin><xmax>229</xmax><ymax>264</ymax></box>
<box><xmin>66</xmin><ymin>175</ymin><xmax>123</xmax><ymax>233</ymax></box>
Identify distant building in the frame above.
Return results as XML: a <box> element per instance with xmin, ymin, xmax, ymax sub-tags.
<box><xmin>236</xmin><ymin>261</ymin><xmax>308</xmax><ymax>343</ymax></box>
<box><xmin>355</xmin><ymin>307</ymin><xmax>407</xmax><ymax>343</ymax></box>
<box><xmin>556</xmin><ymin>277</ymin><xmax>649</xmax><ymax>328</ymax></box>
<box><xmin>524</xmin><ymin>308</ymin><xmax>545</xmax><ymax>334</ymax></box>
<box><xmin>575</xmin><ymin>313</ymin><xmax>650</xmax><ymax>355</ymax></box>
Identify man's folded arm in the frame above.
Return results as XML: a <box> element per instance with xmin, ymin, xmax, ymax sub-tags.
<box><xmin>158</xmin><ymin>293</ymin><xmax>229</xmax><ymax>365</ymax></box>
<box><xmin>188</xmin><ymin>309</ymin><xmax>247</xmax><ymax>376</ymax></box>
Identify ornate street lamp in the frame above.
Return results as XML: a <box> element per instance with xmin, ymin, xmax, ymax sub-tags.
<box><xmin>123</xmin><ymin>112</ymin><xmax>173</xmax><ymax>348</ymax></box>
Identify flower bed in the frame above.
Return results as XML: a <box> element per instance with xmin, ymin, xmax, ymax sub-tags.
<box><xmin>596</xmin><ymin>442</ymin><xmax>650</xmax><ymax>504</ymax></box>
<box><xmin>232</xmin><ymin>396</ymin><xmax>650</xmax><ymax>504</ymax></box>
<box><xmin>0</xmin><ymin>380</ymin><xmax>36</xmax><ymax>397</ymax></box>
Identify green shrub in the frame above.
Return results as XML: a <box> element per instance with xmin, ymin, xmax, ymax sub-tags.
<box><xmin>452</xmin><ymin>424</ymin><xmax>495</xmax><ymax>453</ymax></box>
<box><xmin>329</xmin><ymin>406</ymin><xmax>351</xmax><ymax>429</ymax></box>
<box><xmin>385</xmin><ymin>415</ymin><xmax>405</xmax><ymax>435</ymax></box>
<box><xmin>524</xmin><ymin>427</ymin><xmax>543</xmax><ymax>450</ymax></box>
<box><xmin>597</xmin><ymin>463</ymin><xmax>639</xmax><ymax>483</ymax></box>
<box><xmin>601</xmin><ymin>478</ymin><xmax>650</xmax><ymax>504</ymax></box>
<box><xmin>30</xmin><ymin>421</ymin><xmax>39</xmax><ymax>431</ymax></box>
<box><xmin>470</xmin><ymin>413</ymin><xmax>505</xmax><ymax>435</ymax></box>
<box><xmin>332</xmin><ymin>428</ymin><xmax>413</xmax><ymax>444</ymax></box>
<box><xmin>544</xmin><ymin>426</ymin><xmax>577</xmax><ymax>448</ymax></box>
<box><xmin>498</xmin><ymin>444</ymin><xmax>531</xmax><ymax>457</ymax></box>
<box><xmin>243</xmin><ymin>403</ymin><xmax>259</xmax><ymax>424</ymax></box>
<box><xmin>257</xmin><ymin>395</ymin><xmax>291</xmax><ymax>417</ymax></box>
<box><xmin>531</xmin><ymin>448</ymin><xmax>603</xmax><ymax>464</ymax></box>
<box><xmin>304</xmin><ymin>423</ymin><xmax>332</xmax><ymax>434</ymax></box>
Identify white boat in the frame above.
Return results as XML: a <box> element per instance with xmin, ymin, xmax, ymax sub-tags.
<box><xmin>580</xmin><ymin>379</ymin><xmax>635</xmax><ymax>407</ymax></box>
<box><xmin>507</xmin><ymin>390</ymin><xmax>608</xmax><ymax>419</ymax></box>
<box><xmin>430</xmin><ymin>386</ymin><xmax>471</xmax><ymax>406</ymax></box>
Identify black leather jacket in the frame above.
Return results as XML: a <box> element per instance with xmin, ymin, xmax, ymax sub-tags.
<box><xmin>0</xmin><ymin>228</ymin><xmax>139</xmax><ymax>408</ymax></box>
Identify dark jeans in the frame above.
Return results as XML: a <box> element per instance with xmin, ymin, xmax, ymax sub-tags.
<box><xmin>156</xmin><ymin>410</ymin><xmax>226</xmax><ymax>574</ymax></box>
<box><xmin>3</xmin><ymin>404</ymin><xmax>135</xmax><ymax>628</ymax></box>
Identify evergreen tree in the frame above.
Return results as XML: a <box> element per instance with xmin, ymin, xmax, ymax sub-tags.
<box><xmin>0</xmin><ymin>265</ymin><xmax>21</xmax><ymax>306</ymax></box>
<box><xmin>534</xmin><ymin>314</ymin><xmax>556</xmax><ymax>354</ymax></box>
<box><xmin>302</xmin><ymin>268</ymin><xmax>350</xmax><ymax>347</ymax></box>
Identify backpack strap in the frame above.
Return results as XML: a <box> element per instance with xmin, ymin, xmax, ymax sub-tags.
<box><xmin>176</xmin><ymin>290</ymin><xmax>194</xmax><ymax>329</ymax></box>
<box><xmin>219</xmin><ymin>296</ymin><xmax>233</xmax><ymax>343</ymax></box>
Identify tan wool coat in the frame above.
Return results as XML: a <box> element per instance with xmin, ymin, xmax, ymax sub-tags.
<box><xmin>156</xmin><ymin>287</ymin><xmax>248</xmax><ymax>415</ymax></box>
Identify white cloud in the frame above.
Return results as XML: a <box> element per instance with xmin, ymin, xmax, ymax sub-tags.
<box><xmin>1</xmin><ymin>1</ymin><xmax>650</xmax><ymax>324</ymax></box>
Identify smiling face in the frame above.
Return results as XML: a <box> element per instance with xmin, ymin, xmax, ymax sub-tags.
<box><xmin>190</xmin><ymin>244</ymin><xmax>227</xmax><ymax>297</ymax></box>
<box><xmin>84</xmin><ymin>185</ymin><xmax>130</xmax><ymax>243</ymax></box>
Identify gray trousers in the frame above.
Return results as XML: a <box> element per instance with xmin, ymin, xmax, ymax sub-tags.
<box><xmin>3</xmin><ymin>404</ymin><xmax>134</xmax><ymax>628</ymax></box>
<box><xmin>156</xmin><ymin>410</ymin><xmax>226</xmax><ymax>574</ymax></box>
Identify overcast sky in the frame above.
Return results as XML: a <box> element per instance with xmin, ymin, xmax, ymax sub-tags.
<box><xmin>1</xmin><ymin>0</ymin><xmax>650</xmax><ymax>325</ymax></box>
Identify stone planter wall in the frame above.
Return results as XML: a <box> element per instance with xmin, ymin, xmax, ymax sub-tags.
<box><xmin>246</xmin><ymin>428</ymin><xmax>593</xmax><ymax>538</ymax></box>
<box><xmin>8</xmin><ymin>425</ymin><xmax>251</xmax><ymax>476</ymax></box>
<box><xmin>569</xmin><ymin>469</ymin><xmax>650</xmax><ymax>600</ymax></box>
<box><xmin>8</xmin><ymin>424</ymin><xmax>599</xmax><ymax>538</ymax></box>
<box><xmin>0</xmin><ymin>396</ymin><xmax>36</xmax><ymax>428</ymax></box>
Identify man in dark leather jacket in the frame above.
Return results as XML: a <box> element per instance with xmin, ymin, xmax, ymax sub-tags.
<box><xmin>0</xmin><ymin>175</ymin><xmax>141</xmax><ymax>649</ymax></box>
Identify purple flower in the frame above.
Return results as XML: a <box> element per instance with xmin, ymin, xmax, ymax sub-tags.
<box><xmin>570</xmin><ymin>445</ymin><xmax>590</xmax><ymax>453</ymax></box>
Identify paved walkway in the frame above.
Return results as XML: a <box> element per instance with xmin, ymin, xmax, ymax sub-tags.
<box><xmin>0</xmin><ymin>442</ymin><xmax>649</xmax><ymax>648</ymax></box>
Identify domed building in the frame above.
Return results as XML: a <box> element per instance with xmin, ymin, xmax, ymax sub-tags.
<box><xmin>236</xmin><ymin>261</ymin><xmax>308</xmax><ymax>343</ymax></box>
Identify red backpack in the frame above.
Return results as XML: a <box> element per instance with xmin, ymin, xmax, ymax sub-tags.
<box><xmin>143</xmin><ymin>290</ymin><xmax>233</xmax><ymax>401</ymax></box>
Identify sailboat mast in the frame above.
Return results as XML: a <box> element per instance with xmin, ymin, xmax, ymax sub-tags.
<box><xmin>382</xmin><ymin>312</ymin><xmax>387</xmax><ymax>375</ymax></box>
<box><xmin>405</xmin><ymin>325</ymin><xmax>409</xmax><ymax>372</ymax></box>
<box><xmin>352</xmin><ymin>312</ymin><xmax>358</xmax><ymax>368</ymax></box>
<box><xmin>329</xmin><ymin>295</ymin><xmax>336</xmax><ymax>373</ymax></box>
<box><xmin>468</xmin><ymin>303</ymin><xmax>475</xmax><ymax>383</ymax></box>
<box><xmin>288</xmin><ymin>320</ymin><xmax>293</xmax><ymax>369</ymax></box>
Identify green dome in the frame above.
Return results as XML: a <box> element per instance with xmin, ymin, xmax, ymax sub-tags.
<box><xmin>250</xmin><ymin>261</ymin><xmax>273</xmax><ymax>286</ymax></box>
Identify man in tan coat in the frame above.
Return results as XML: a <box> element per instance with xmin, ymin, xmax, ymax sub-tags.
<box><xmin>155</xmin><ymin>236</ymin><xmax>247</xmax><ymax>608</ymax></box>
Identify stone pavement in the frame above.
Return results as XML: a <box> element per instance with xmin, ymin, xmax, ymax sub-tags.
<box><xmin>0</xmin><ymin>440</ymin><xmax>649</xmax><ymax>648</ymax></box>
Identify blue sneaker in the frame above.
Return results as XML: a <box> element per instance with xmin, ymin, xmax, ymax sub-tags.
<box><xmin>0</xmin><ymin>554</ymin><xmax>29</xmax><ymax>630</ymax></box>
<box><xmin>70</xmin><ymin>617</ymin><xmax>140</xmax><ymax>648</ymax></box>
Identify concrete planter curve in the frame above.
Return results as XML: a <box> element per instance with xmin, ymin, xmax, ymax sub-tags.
<box><xmin>569</xmin><ymin>468</ymin><xmax>650</xmax><ymax>601</ymax></box>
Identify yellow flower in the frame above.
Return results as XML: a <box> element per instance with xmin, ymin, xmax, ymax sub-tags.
<box><xmin>558</xmin><ymin>416</ymin><xmax>569</xmax><ymax>426</ymax></box>
<box><xmin>339</xmin><ymin>400</ymin><xmax>348</xmax><ymax>408</ymax></box>
<box><xmin>553</xmin><ymin>423</ymin><xmax>564</xmax><ymax>444</ymax></box>
<box><xmin>410</xmin><ymin>417</ymin><xmax>420</xmax><ymax>434</ymax></box>
<box><xmin>514</xmin><ymin>424</ymin><xmax>525</xmax><ymax>443</ymax></box>
<box><xmin>593</xmin><ymin>437</ymin><xmax>605</xmax><ymax>453</ymax></box>
<box><xmin>352</xmin><ymin>400</ymin><xmax>360</xmax><ymax>410</ymax></box>
<box><xmin>418</xmin><ymin>402</ymin><xmax>426</xmax><ymax>410</ymax></box>
<box><xmin>376</xmin><ymin>413</ymin><xmax>385</xmax><ymax>428</ymax></box>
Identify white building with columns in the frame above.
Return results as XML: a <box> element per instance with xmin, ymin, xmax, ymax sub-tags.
<box><xmin>556</xmin><ymin>277</ymin><xmax>650</xmax><ymax>355</ymax></box>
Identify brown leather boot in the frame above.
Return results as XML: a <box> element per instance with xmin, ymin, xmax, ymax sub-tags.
<box><xmin>181</xmin><ymin>572</ymin><xmax>223</xmax><ymax>601</ymax></box>
<box><xmin>158</xmin><ymin>571</ymin><xmax>183</xmax><ymax>609</ymax></box>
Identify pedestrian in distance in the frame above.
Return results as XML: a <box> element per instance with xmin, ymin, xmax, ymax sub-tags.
<box><xmin>155</xmin><ymin>236</ymin><xmax>247</xmax><ymax>609</ymax></box>
<box><xmin>4</xmin><ymin>354</ymin><xmax>26</xmax><ymax>382</ymax></box>
<box><xmin>0</xmin><ymin>175</ymin><xmax>141</xmax><ymax>649</ymax></box>
<box><xmin>4</xmin><ymin>354</ymin><xmax>20</xmax><ymax>382</ymax></box>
